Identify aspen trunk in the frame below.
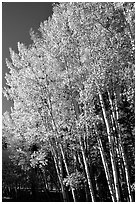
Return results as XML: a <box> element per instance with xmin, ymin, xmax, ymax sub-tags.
<box><xmin>113</xmin><ymin>90</ymin><xmax>133</xmax><ymax>202</ymax></box>
<box><xmin>84</xmin><ymin>183</ymin><xmax>89</xmax><ymax>202</ymax></box>
<box><xmin>108</xmin><ymin>91</ymin><xmax>125</xmax><ymax>191</ymax></box>
<box><xmin>59</xmin><ymin>143</ymin><xmax>76</xmax><ymax>202</ymax></box>
<box><xmin>108</xmin><ymin>88</ymin><xmax>133</xmax><ymax>201</ymax></box>
<box><xmin>79</xmin><ymin>134</ymin><xmax>96</xmax><ymax>202</ymax></box>
<box><xmin>58</xmin><ymin>157</ymin><xmax>69</xmax><ymax>201</ymax></box>
<box><xmin>96</xmin><ymin>84</ymin><xmax>121</xmax><ymax>201</ymax></box>
<box><xmin>94</xmin><ymin>125</ymin><xmax>116</xmax><ymax>202</ymax></box>
<box><xmin>40</xmin><ymin>168</ymin><xmax>49</xmax><ymax>190</ymax></box>
<box><xmin>77</xmin><ymin>152</ymin><xmax>89</xmax><ymax>201</ymax></box>
<box><xmin>72</xmin><ymin>99</ymin><xmax>96</xmax><ymax>201</ymax></box>
<box><xmin>71</xmin><ymin>91</ymin><xmax>96</xmax><ymax>201</ymax></box>
<box><xmin>83</xmin><ymin>101</ymin><xmax>89</xmax><ymax>154</ymax></box>
<box><xmin>48</xmin><ymin>106</ymin><xmax>77</xmax><ymax>202</ymax></box>
<box><xmin>50</xmin><ymin>144</ymin><xmax>67</xmax><ymax>202</ymax></box>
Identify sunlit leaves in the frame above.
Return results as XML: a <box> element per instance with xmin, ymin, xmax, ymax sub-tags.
<box><xmin>63</xmin><ymin>171</ymin><xmax>86</xmax><ymax>190</ymax></box>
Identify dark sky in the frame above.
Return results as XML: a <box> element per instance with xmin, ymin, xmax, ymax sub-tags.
<box><xmin>2</xmin><ymin>2</ymin><xmax>53</xmax><ymax>113</ymax></box>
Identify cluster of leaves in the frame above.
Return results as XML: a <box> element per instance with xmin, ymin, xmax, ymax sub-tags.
<box><xmin>63</xmin><ymin>171</ymin><xmax>86</xmax><ymax>190</ymax></box>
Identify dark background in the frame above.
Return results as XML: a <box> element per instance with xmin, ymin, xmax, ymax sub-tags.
<box><xmin>2</xmin><ymin>2</ymin><xmax>53</xmax><ymax>113</ymax></box>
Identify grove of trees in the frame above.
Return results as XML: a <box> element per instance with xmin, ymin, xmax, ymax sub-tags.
<box><xmin>2</xmin><ymin>2</ymin><xmax>135</xmax><ymax>202</ymax></box>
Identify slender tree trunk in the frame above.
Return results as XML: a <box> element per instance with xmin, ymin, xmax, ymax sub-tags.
<box><xmin>83</xmin><ymin>101</ymin><xmax>90</xmax><ymax>155</ymax></box>
<box><xmin>84</xmin><ymin>182</ymin><xmax>89</xmax><ymax>202</ymax></box>
<box><xmin>108</xmin><ymin>91</ymin><xmax>125</xmax><ymax>193</ymax></box>
<box><xmin>40</xmin><ymin>168</ymin><xmax>49</xmax><ymax>190</ymax></box>
<box><xmin>48</xmin><ymin>107</ymin><xmax>77</xmax><ymax>202</ymax></box>
<box><xmin>79</xmin><ymin>134</ymin><xmax>96</xmax><ymax>202</ymax></box>
<box><xmin>42</xmin><ymin>171</ymin><xmax>48</xmax><ymax>190</ymax></box>
<box><xmin>77</xmin><ymin>152</ymin><xmax>89</xmax><ymax>201</ymax></box>
<box><xmin>108</xmin><ymin>88</ymin><xmax>133</xmax><ymax>201</ymax></box>
<box><xmin>50</xmin><ymin>142</ymin><xmax>67</xmax><ymax>202</ymax></box>
<box><xmin>94</xmin><ymin>125</ymin><xmax>116</xmax><ymax>202</ymax></box>
<box><xmin>95</xmin><ymin>82</ymin><xmax>121</xmax><ymax>201</ymax></box>
<box><xmin>113</xmin><ymin>90</ymin><xmax>133</xmax><ymax>202</ymax></box>
<box><xmin>59</xmin><ymin>143</ymin><xmax>76</xmax><ymax>202</ymax></box>
<box><xmin>72</xmin><ymin>100</ymin><xmax>96</xmax><ymax>201</ymax></box>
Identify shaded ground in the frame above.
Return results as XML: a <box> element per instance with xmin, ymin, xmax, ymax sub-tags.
<box><xmin>2</xmin><ymin>190</ymin><xmax>64</xmax><ymax>202</ymax></box>
<box><xmin>3</xmin><ymin>187</ymin><xmax>135</xmax><ymax>202</ymax></box>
